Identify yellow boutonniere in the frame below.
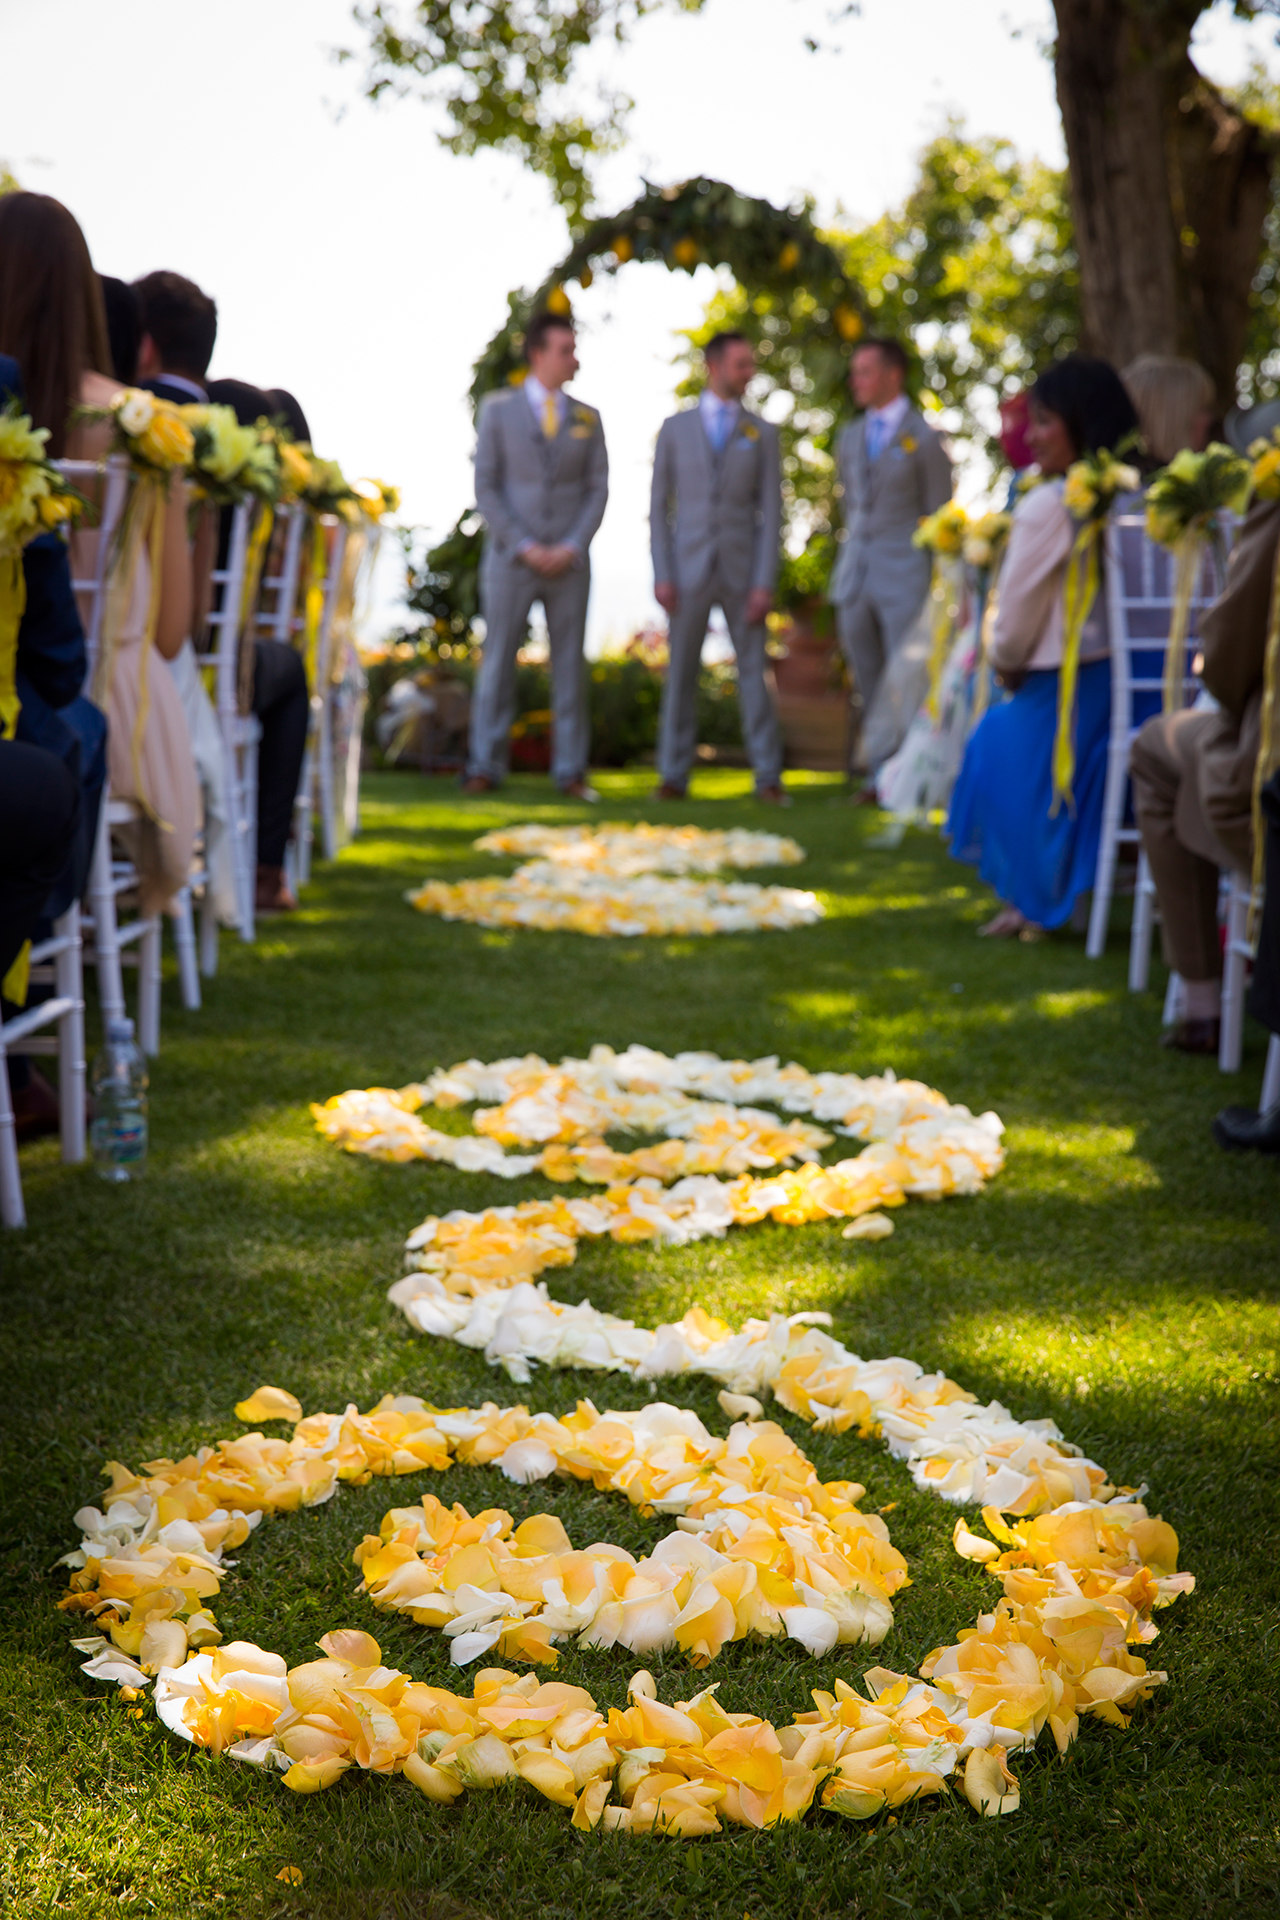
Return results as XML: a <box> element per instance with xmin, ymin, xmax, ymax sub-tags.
<box><xmin>573</xmin><ymin>405</ymin><xmax>595</xmax><ymax>428</ymax></box>
<box><xmin>900</xmin><ymin>435</ymin><xmax>918</xmax><ymax>454</ymax></box>
<box><xmin>739</xmin><ymin>422</ymin><xmax>759</xmax><ymax>442</ymax></box>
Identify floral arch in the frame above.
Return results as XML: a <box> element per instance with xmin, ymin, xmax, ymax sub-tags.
<box><xmin>468</xmin><ymin>176</ymin><xmax>866</xmax><ymax>408</ymax></box>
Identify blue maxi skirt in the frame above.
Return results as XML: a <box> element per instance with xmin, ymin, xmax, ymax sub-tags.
<box><xmin>946</xmin><ymin>657</ymin><xmax>1111</xmax><ymax>930</ymax></box>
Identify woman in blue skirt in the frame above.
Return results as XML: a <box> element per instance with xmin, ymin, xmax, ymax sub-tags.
<box><xmin>948</xmin><ymin>356</ymin><xmax>1139</xmax><ymax>937</ymax></box>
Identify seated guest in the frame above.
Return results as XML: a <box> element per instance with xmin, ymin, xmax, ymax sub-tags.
<box><xmin>1</xmin><ymin>741</ymin><xmax>80</xmax><ymax>988</ymax></box>
<box><xmin>131</xmin><ymin>271</ymin><xmax>310</xmax><ymax>911</ymax></box>
<box><xmin>0</xmin><ymin>194</ymin><xmax>197</xmax><ymax>917</ymax></box>
<box><xmin>948</xmin><ymin>354</ymin><xmax>1140</xmax><ymax>937</ymax></box>
<box><xmin>0</xmin><ymin>346</ymin><xmax>104</xmax><ymax>1137</ymax></box>
<box><xmin>263</xmin><ymin>388</ymin><xmax>311</xmax><ymax>442</ymax></box>
<box><xmin>1129</xmin><ymin>492</ymin><xmax>1272</xmax><ymax>1052</ymax></box>
<box><xmin>1121</xmin><ymin>355</ymin><xmax>1214</xmax><ymax>465</ymax></box>
<box><xmin>99</xmin><ymin>275</ymin><xmax>141</xmax><ymax>384</ymax></box>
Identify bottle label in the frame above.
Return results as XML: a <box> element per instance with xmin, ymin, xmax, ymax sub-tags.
<box><xmin>92</xmin><ymin>1117</ymin><xmax>146</xmax><ymax>1163</ymax></box>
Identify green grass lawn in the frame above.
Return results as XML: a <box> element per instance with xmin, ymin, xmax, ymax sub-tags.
<box><xmin>2</xmin><ymin>767</ymin><xmax>1278</xmax><ymax>1920</ymax></box>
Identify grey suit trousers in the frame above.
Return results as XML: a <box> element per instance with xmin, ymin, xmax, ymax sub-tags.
<box><xmin>835</xmin><ymin>567</ymin><xmax>930</xmax><ymax>774</ymax></box>
<box><xmin>659</xmin><ymin>570</ymin><xmax>782</xmax><ymax>791</ymax></box>
<box><xmin>468</xmin><ymin>557</ymin><xmax>591</xmax><ymax>787</ymax></box>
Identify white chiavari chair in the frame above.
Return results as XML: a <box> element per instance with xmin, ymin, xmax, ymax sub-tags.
<box><xmin>289</xmin><ymin>516</ymin><xmax>349</xmax><ymax>890</ymax></box>
<box><xmin>58</xmin><ymin>456</ymin><xmax>165</xmax><ymax>1053</ymax></box>
<box><xmin>193</xmin><ymin>501</ymin><xmax>257</xmax><ymax>943</ymax></box>
<box><xmin>1219</xmin><ymin>873</ymin><xmax>1258</xmax><ymax>1074</ymax></box>
<box><xmin>1090</xmin><ymin>506</ymin><xmax>1230</xmax><ymax>966</ymax></box>
<box><xmin>1261</xmin><ymin>1031</ymin><xmax>1280</xmax><ymax>1111</ymax></box>
<box><xmin>0</xmin><ymin>910</ymin><xmax>86</xmax><ymax>1228</ymax></box>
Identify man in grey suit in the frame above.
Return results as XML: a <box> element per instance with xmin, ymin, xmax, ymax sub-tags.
<box><xmin>650</xmin><ymin>331</ymin><xmax>786</xmax><ymax>802</ymax></box>
<box><xmin>829</xmin><ymin>336</ymin><xmax>953</xmax><ymax>786</ymax></box>
<box><xmin>464</xmin><ymin>309</ymin><xmax>608</xmax><ymax>798</ymax></box>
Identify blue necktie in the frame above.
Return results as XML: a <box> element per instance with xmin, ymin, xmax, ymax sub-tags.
<box><xmin>866</xmin><ymin>415</ymin><xmax>887</xmax><ymax>461</ymax></box>
<box><xmin>708</xmin><ymin>404</ymin><xmax>733</xmax><ymax>453</ymax></box>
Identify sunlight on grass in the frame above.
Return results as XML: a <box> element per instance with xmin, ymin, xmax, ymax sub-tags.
<box><xmin>4</xmin><ymin>770</ymin><xmax>1278</xmax><ymax>1920</ymax></box>
<box><xmin>1034</xmin><ymin>988</ymin><xmax>1115</xmax><ymax>1017</ymax></box>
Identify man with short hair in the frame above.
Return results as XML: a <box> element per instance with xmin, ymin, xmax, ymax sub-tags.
<box><xmin>132</xmin><ymin>271</ymin><xmax>218</xmax><ymax>406</ymax></box>
<box><xmin>130</xmin><ymin>271</ymin><xmax>310</xmax><ymax>911</ymax></box>
<box><xmin>829</xmin><ymin>336</ymin><xmax>952</xmax><ymax>786</ymax></box>
<box><xmin>649</xmin><ymin>331</ymin><xmax>785</xmax><ymax>802</ymax></box>
<box><xmin>465</xmin><ymin>310</ymin><xmax>608</xmax><ymax>798</ymax></box>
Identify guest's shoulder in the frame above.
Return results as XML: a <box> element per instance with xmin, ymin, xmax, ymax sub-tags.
<box><xmin>1012</xmin><ymin>475</ymin><xmax>1067</xmax><ymax>526</ymax></box>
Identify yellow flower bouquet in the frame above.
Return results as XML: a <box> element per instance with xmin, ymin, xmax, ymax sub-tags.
<box><xmin>82</xmin><ymin>385</ymin><xmax>195</xmax><ymax>475</ymax></box>
<box><xmin>0</xmin><ymin>402</ymin><xmax>88</xmax><ymax>746</ymax></box>
<box><xmin>180</xmin><ymin>404</ymin><xmax>280</xmax><ymax>507</ymax></box>
<box><xmin>1143</xmin><ymin>443</ymin><xmax>1251</xmax><ymax>713</ymax></box>
<box><xmin>912</xmin><ymin>500</ymin><xmax>969</xmax><ymax>555</ymax></box>
<box><xmin>1052</xmin><ymin>445</ymin><xmax>1142</xmax><ymax>812</ymax></box>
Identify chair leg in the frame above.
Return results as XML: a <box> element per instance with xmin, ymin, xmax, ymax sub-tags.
<box><xmin>0</xmin><ymin>1050</ymin><xmax>25</xmax><ymax>1228</ymax></box>
<box><xmin>319</xmin><ymin>695</ymin><xmax>336</xmax><ymax>863</ymax></box>
<box><xmin>199</xmin><ymin>879</ymin><xmax>219</xmax><ymax>978</ymax></box>
<box><xmin>138</xmin><ymin>916</ymin><xmax>163</xmax><ymax>1056</ymax></box>
<box><xmin>1218</xmin><ymin>878</ymin><xmax>1250</xmax><ymax>1074</ymax></box>
<box><xmin>1162</xmin><ymin>971</ymin><xmax>1183</xmax><ymax>1026</ymax></box>
<box><xmin>88</xmin><ymin>804</ymin><xmax>126</xmax><ymax>1022</ymax></box>
<box><xmin>54</xmin><ymin>905</ymin><xmax>86</xmax><ymax>1165</ymax></box>
<box><xmin>1129</xmin><ymin>850</ymin><xmax>1157</xmax><ymax>992</ymax></box>
<box><xmin>1261</xmin><ymin>1032</ymin><xmax>1280</xmax><ymax>1111</ymax></box>
<box><xmin>238</xmin><ymin>735</ymin><xmax>259</xmax><ymax>943</ymax></box>
<box><xmin>1086</xmin><ymin>752</ymin><xmax>1125</xmax><ymax>960</ymax></box>
<box><xmin>171</xmin><ymin>886</ymin><xmax>201</xmax><ymax>1010</ymax></box>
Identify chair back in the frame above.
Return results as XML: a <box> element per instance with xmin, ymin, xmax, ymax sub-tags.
<box><xmin>253</xmin><ymin>503</ymin><xmax>308</xmax><ymax>647</ymax></box>
<box><xmin>1104</xmin><ymin>506</ymin><xmax>1234</xmax><ymax>745</ymax></box>
<box><xmin>193</xmin><ymin>500</ymin><xmax>252</xmax><ymax>721</ymax></box>
<box><xmin>53</xmin><ymin>455</ymin><xmax>132</xmax><ymax>687</ymax></box>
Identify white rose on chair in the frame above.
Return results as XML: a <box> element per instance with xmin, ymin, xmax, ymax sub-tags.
<box><xmin>115</xmin><ymin>388</ymin><xmax>155</xmax><ymax>437</ymax></box>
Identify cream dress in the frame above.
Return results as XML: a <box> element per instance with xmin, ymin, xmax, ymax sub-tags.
<box><xmin>74</xmin><ymin>524</ymin><xmax>198</xmax><ymax>917</ymax></box>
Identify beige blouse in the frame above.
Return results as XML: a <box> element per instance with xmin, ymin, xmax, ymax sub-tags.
<box><xmin>988</xmin><ymin>478</ymin><xmax>1109</xmax><ymax>675</ymax></box>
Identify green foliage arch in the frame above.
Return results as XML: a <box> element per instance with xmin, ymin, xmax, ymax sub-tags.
<box><xmin>468</xmin><ymin>176</ymin><xmax>866</xmax><ymax>410</ymax></box>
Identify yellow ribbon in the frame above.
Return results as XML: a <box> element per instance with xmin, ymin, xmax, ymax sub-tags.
<box><xmin>0</xmin><ymin>550</ymin><xmax>25</xmax><ymax>742</ymax></box>
<box><xmin>925</xmin><ymin>556</ymin><xmax>962</xmax><ymax>725</ymax></box>
<box><xmin>1</xmin><ymin>940</ymin><xmax>30</xmax><ymax>1008</ymax></box>
<box><xmin>93</xmin><ymin>475</ymin><xmax>172</xmax><ymax>830</ymax></box>
<box><xmin>1051</xmin><ymin>520</ymin><xmax>1102</xmax><ymax>817</ymax></box>
<box><xmin>300</xmin><ymin>515</ymin><xmax>327</xmax><ymax>694</ymax></box>
<box><xmin>1248</xmin><ymin>540</ymin><xmax>1280</xmax><ymax>946</ymax></box>
<box><xmin>1163</xmin><ymin>531</ymin><xmax>1202</xmax><ymax>715</ymax></box>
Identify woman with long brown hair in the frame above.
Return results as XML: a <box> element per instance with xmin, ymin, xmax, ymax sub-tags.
<box><xmin>0</xmin><ymin>192</ymin><xmax>196</xmax><ymax>914</ymax></box>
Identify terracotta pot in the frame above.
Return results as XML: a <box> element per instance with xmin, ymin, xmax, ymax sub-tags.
<box><xmin>773</xmin><ymin>601</ymin><xmax>839</xmax><ymax>698</ymax></box>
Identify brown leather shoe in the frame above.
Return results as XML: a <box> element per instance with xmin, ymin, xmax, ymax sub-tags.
<box><xmin>11</xmin><ymin>1064</ymin><xmax>60</xmax><ymax>1143</ymax></box>
<box><xmin>651</xmin><ymin>783</ymin><xmax>686</xmax><ymax>801</ymax></box>
<box><xmin>560</xmin><ymin>779</ymin><xmax>600</xmax><ymax>803</ymax></box>
<box><xmin>1161</xmin><ymin>1017</ymin><xmax>1220</xmax><ymax>1055</ymax></box>
<box><xmin>255</xmin><ymin>864</ymin><xmax>298</xmax><ymax>913</ymax></box>
<box><xmin>460</xmin><ymin>775</ymin><xmax>498</xmax><ymax>796</ymax></box>
<box><xmin>755</xmin><ymin>784</ymin><xmax>792</xmax><ymax>807</ymax></box>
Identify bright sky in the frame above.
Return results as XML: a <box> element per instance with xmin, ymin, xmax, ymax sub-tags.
<box><xmin>3</xmin><ymin>0</ymin><xmax>1276</xmax><ymax>647</ymax></box>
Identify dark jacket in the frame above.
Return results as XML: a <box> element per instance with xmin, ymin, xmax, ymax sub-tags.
<box><xmin>2</xmin><ymin>352</ymin><xmax>107</xmax><ymax>911</ymax></box>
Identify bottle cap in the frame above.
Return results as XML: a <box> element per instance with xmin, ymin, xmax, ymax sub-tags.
<box><xmin>107</xmin><ymin>1017</ymin><xmax>136</xmax><ymax>1044</ymax></box>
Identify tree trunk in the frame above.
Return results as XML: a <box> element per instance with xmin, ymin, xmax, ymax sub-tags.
<box><xmin>1052</xmin><ymin>0</ymin><xmax>1275</xmax><ymax>411</ymax></box>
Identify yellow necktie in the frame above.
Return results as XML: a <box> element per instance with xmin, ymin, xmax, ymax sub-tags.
<box><xmin>541</xmin><ymin>393</ymin><xmax>559</xmax><ymax>439</ymax></box>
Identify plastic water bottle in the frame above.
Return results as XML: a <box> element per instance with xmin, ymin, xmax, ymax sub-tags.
<box><xmin>90</xmin><ymin>1017</ymin><xmax>148</xmax><ymax>1181</ymax></box>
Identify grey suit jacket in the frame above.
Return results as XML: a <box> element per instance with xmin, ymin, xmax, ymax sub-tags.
<box><xmin>474</xmin><ymin>385</ymin><xmax>608</xmax><ymax>565</ymax></box>
<box><xmin>828</xmin><ymin>406</ymin><xmax>953</xmax><ymax>607</ymax></box>
<box><xmin>650</xmin><ymin>406</ymin><xmax>781</xmax><ymax>596</ymax></box>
